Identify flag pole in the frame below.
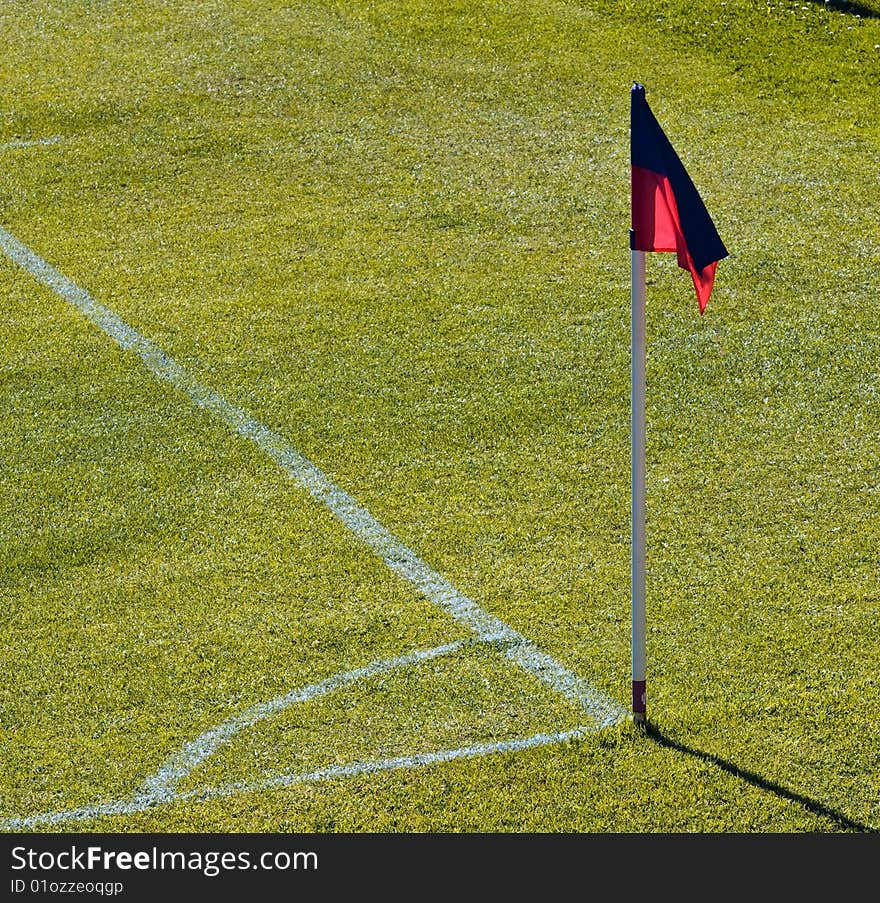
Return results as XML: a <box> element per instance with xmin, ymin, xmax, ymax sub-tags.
<box><xmin>630</xmin><ymin>231</ymin><xmax>647</xmax><ymax>726</ymax></box>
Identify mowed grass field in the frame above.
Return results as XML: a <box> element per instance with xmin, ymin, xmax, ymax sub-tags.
<box><xmin>1</xmin><ymin>0</ymin><xmax>878</xmax><ymax>832</ymax></box>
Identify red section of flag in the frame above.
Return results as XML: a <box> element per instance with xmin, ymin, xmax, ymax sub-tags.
<box><xmin>631</xmin><ymin>164</ymin><xmax>718</xmax><ymax>314</ymax></box>
<box><xmin>631</xmin><ymin>165</ymin><xmax>680</xmax><ymax>253</ymax></box>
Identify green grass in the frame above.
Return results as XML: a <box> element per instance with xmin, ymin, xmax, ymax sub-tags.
<box><xmin>1</xmin><ymin>0</ymin><xmax>878</xmax><ymax>832</ymax></box>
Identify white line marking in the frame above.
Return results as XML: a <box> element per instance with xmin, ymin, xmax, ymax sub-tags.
<box><xmin>0</xmin><ymin>726</ymin><xmax>589</xmax><ymax>831</ymax></box>
<box><xmin>0</xmin><ymin>223</ymin><xmax>625</xmax><ymax>729</ymax></box>
<box><xmin>208</xmin><ymin>726</ymin><xmax>589</xmax><ymax>799</ymax></box>
<box><xmin>0</xmin><ymin>136</ymin><xmax>63</xmax><ymax>150</ymax></box>
<box><xmin>139</xmin><ymin>638</ymin><xmax>481</xmax><ymax>801</ymax></box>
<box><xmin>0</xmin><ymin>225</ymin><xmax>626</xmax><ymax>829</ymax></box>
<box><xmin>2</xmin><ymin>638</ymin><xmax>583</xmax><ymax>831</ymax></box>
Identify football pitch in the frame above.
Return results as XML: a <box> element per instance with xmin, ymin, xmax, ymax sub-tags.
<box><xmin>1</xmin><ymin>0</ymin><xmax>878</xmax><ymax>832</ymax></box>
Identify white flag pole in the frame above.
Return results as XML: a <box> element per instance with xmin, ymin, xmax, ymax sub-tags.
<box><xmin>631</xmin><ymin>233</ymin><xmax>647</xmax><ymax>725</ymax></box>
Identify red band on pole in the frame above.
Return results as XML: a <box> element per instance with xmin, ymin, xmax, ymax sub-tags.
<box><xmin>632</xmin><ymin>680</ymin><xmax>646</xmax><ymax>715</ymax></box>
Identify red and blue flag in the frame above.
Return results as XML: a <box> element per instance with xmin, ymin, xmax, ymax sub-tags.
<box><xmin>630</xmin><ymin>83</ymin><xmax>728</xmax><ymax>313</ymax></box>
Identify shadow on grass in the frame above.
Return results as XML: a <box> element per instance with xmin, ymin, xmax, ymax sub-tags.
<box><xmin>641</xmin><ymin>722</ymin><xmax>875</xmax><ymax>833</ymax></box>
<box><xmin>806</xmin><ymin>0</ymin><xmax>880</xmax><ymax>17</ymax></box>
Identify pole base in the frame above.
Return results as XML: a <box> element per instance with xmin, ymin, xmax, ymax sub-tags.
<box><xmin>632</xmin><ymin>679</ymin><xmax>646</xmax><ymax>725</ymax></box>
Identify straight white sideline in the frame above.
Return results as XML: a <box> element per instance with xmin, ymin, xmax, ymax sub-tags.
<box><xmin>0</xmin><ymin>136</ymin><xmax>63</xmax><ymax>150</ymax></box>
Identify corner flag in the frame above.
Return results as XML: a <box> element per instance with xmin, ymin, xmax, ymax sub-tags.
<box><xmin>630</xmin><ymin>83</ymin><xmax>728</xmax><ymax>313</ymax></box>
<box><xmin>628</xmin><ymin>83</ymin><xmax>730</xmax><ymax>725</ymax></box>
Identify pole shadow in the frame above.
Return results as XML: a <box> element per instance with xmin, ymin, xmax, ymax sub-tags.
<box><xmin>806</xmin><ymin>0</ymin><xmax>880</xmax><ymax>17</ymax></box>
<box><xmin>641</xmin><ymin>722</ymin><xmax>875</xmax><ymax>833</ymax></box>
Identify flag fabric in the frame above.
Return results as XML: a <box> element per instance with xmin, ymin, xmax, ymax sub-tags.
<box><xmin>630</xmin><ymin>83</ymin><xmax>728</xmax><ymax>313</ymax></box>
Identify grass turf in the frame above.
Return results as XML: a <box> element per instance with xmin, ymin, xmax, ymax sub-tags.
<box><xmin>0</xmin><ymin>0</ymin><xmax>878</xmax><ymax>832</ymax></box>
